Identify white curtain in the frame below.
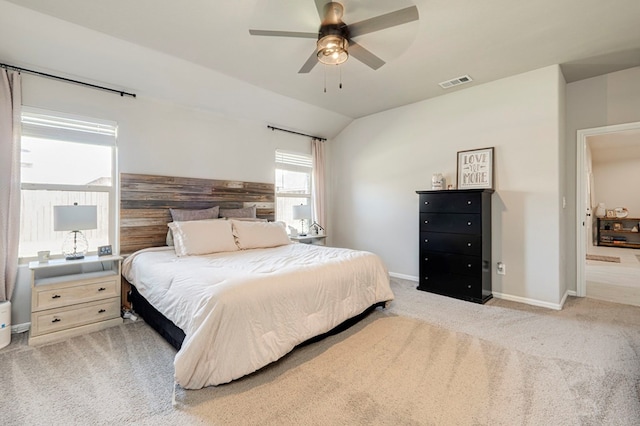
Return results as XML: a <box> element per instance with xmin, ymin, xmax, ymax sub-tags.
<box><xmin>311</xmin><ymin>138</ymin><xmax>326</xmax><ymax>228</ymax></box>
<box><xmin>0</xmin><ymin>69</ymin><xmax>21</xmax><ymax>302</ymax></box>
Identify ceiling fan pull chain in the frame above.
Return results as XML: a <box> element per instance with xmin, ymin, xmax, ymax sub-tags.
<box><xmin>324</xmin><ymin>65</ymin><xmax>327</xmax><ymax>93</ymax></box>
<box><xmin>339</xmin><ymin>66</ymin><xmax>343</xmax><ymax>89</ymax></box>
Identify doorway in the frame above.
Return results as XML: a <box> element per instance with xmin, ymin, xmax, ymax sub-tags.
<box><xmin>576</xmin><ymin>122</ymin><xmax>640</xmax><ymax>306</ymax></box>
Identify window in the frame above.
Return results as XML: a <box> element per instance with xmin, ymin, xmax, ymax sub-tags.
<box><xmin>275</xmin><ymin>150</ymin><xmax>312</xmax><ymax>232</ymax></box>
<box><xmin>19</xmin><ymin>107</ymin><xmax>117</xmax><ymax>259</ymax></box>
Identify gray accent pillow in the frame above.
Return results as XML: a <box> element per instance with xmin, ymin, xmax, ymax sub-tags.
<box><xmin>219</xmin><ymin>205</ymin><xmax>256</xmax><ymax>219</ymax></box>
<box><xmin>170</xmin><ymin>206</ymin><xmax>220</xmax><ymax>222</ymax></box>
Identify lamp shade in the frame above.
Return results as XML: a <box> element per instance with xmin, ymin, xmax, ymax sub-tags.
<box><xmin>292</xmin><ymin>204</ymin><xmax>311</xmax><ymax>220</ymax></box>
<box><xmin>53</xmin><ymin>205</ymin><xmax>97</xmax><ymax>231</ymax></box>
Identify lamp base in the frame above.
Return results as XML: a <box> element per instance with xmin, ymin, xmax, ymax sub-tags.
<box><xmin>62</xmin><ymin>230</ymin><xmax>89</xmax><ymax>261</ymax></box>
<box><xmin>65</xmin><ymin>253</ymin><xmax>85</xmax><ymax>261</ymax></box>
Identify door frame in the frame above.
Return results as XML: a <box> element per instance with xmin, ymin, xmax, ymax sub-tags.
<box><xmin>576</xmin><ymin>121</ymin><xmax>640</xmax><ymax>296</ymax></box>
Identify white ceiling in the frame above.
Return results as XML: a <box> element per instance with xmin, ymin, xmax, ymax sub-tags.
<box><xmin>3</xmin><ymin>0</ymin><xmax>640</xmax><ymax>122</ymax></box>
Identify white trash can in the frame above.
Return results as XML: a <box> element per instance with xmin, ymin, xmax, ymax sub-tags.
<box><xmin>0</xmin><ymin>301</ymin><xmax>10</xmax><ymax>349</ymax></box>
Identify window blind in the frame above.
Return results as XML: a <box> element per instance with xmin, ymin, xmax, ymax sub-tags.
<box><xmin>21</xmin><ymin>106</ymin><xmax>117</xmax><ymax>146</ymax></box>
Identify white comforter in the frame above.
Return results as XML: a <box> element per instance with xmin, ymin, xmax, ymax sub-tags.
<box><xmin>122</xmin><ymin>243</ymin><xmax>394</xmax><ymax>389</ymax></box>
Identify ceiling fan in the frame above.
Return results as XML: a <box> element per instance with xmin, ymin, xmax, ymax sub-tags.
<box><xmin>249</xmin><ymin>0</ymin><xmax>419</xmax><ymax>73</ymax></box>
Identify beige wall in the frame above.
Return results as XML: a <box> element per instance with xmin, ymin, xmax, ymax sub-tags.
<box><xmin>329</xmin><ymin>65</ymin><xmax>565</xmax><ymax>308</ymax></box>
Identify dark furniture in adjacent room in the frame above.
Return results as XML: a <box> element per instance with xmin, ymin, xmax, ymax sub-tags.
<box><xmin>416</xmin><ymin>189</ymin><xmax>494</xmax><ymax>304</ymax></box>
<box><xmin>596</xmin><ymin>217</ymin><xmax>640</xmax><ymax>249</ymax></box>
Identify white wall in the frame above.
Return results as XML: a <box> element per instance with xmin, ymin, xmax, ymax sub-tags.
<box><xmin>592</xmin><ymin>158</ymin><xmax>640</xmax><ymax>217</ymax></box>
<box><xmin>328</xmin><ymin>65</ymin><xmax>565</xmax><ymax>307</ymax></box>
<box><xmin>22</xmin><ymin>75</ymin><xmax>310</xmax><ymax>182</ymax></box>
<box><xmin>565</xmin><ymin>66</ymin><xmax>640</xmax><ymax>292</ymax></box>
<box><xmin>10</xmin><ymin>74</ymin><xmax>312</xmax><ymax>327</ymax></box>
<box><xmin>557</xmin><ymin>69</ymin><xmax>568</xmax><ymax>303</ymax></box>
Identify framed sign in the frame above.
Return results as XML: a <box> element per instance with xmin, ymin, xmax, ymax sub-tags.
<box><xmin>457</xmin><ymin>147</ymin><xmax>494</xmax><ymax>189</ymax></box>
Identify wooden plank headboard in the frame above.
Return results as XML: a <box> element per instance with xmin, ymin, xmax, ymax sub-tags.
<box><xmin>120</xmin><ymin>173</ymin><xmax>275</xmax><ymax>255</ymax></box>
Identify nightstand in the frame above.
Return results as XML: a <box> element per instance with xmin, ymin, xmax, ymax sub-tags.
<box><xmin>290</xmin><ymin>235</ymin><xmax>327</xmax><ymax>245</ymax></box>
<box><xmin>28</xmin><ymin>255</ymin><xmax>123</xmax><ymax>345</ymax></box>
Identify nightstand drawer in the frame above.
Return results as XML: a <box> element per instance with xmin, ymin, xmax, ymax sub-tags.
<box><xmin>31</xmin><ymin>297</ymin><xmax>120</xmax><ymax>337</ymax></box>
<box><xmin>33</xmin><ymin>276</ymin><xmax>119</xmax><ymax>312</ymax></box>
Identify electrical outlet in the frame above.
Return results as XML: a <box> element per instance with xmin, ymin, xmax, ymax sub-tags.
<box><xmin>497</xmin><ymin>262</ymin><xmax>506</xmax><ymax>275</ymax></box>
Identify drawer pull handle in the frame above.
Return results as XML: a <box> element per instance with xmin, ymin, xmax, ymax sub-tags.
<box><xmin>424</xmin><ymin>239</ymin><xmax>429</xmax><ymax>243</ymax></box>
<box><xmin>467</xmin><ymin>264</ymin><xmax>472</xmax><ymax>268</ymax></box>
<box><xmin>467</xmin><ymin>222</ymin><xmax>472</xmax><ymax>226</ymax></box>
<box><xmin>467</xmin><ymin>201</ymin><xmax>472</xmax><ymax>205</ymax></box>
<box><xmin>98</xmin><ymin>309</ymin><xmax>106</xmax><ymax>314</ymax></box>
<box><xmin>467</xmin><ymin>242</ymin><xmax>472</xmax><ymax>247</ymax></box>
<box><xmin>98</xmin><ymin>287</ymin><xmax>106</xmax><ymax>291</ymax></box>
<box><xmin>467</xmin><ymin>285</ymin><xmax>472</xmax><ymax>289</ymax></box>
<box><xmin>424</xmin><ymin>277</ymin><xmax>429</xmax><ymax>280</ymax></box>
<box><xmin>425</xmin><ymin>257</ymin><xmax>429</xmax><ymax>261</ymax></box>
<box><xmin>424</xmin><ymin>220</ymin><xmax>429</xmax><ymax>224</ymax></box>
<box><xmin>51</xmin><ymin>294</ymin><xmax>61</xmax><ymax>299</ymax></box>
<box><xmin>51</xmin><ymin>318</ymin><xmax>61</xmax><ymax>323</ymax></box>
<box><xmin>424</xmin><ymin>201</ymin><xmax>429</xmax><ymax>205</ymax></box>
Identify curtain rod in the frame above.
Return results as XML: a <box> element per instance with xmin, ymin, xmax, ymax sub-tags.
<box><xmin>0</xmin><ymin>62</ymin><xmax>136</xmax><ymax>98</ymax></box>
<box><xmin>267</xmin><ymin>125</ymin><xmax>326</xmax><ymax>141</ymax></box>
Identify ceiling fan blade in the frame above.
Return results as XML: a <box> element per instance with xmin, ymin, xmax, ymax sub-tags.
<box><xmin>349</xmin><ymin>42</ymin><xmax>385</xmax><ymax>70</ymax></box>
<box><xmin>298</xmin><ymin>50</ymin><xmax>319</xmax><ymax>73</ymax></box>
<box><xmin>249</xmin><ymin>29</ymin><xmax>317</xmax><ymax>39</ymax></box>
<box><xmin>348</xmin><ymin>6</ymin><xmax>419</xmax><ymax>38</ymax></box>
<box><xmin>314</xmin><ymin>0</ymin><xmax>327</xmax><ymax>21</ymax></box>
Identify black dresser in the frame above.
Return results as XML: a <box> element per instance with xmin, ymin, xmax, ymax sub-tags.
<box><xmin>415</xmin><ymin>189</ymin><xmax>493</xmax><ymax>304</ymax></box>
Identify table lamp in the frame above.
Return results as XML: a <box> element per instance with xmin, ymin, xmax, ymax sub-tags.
<box><xmin>54</xmin><ymin>203</ymin><xmax>97</xmax><ymax>260</ymax></box>
<box><xmin>292</xmin><ymin>204</ymin><xmax>311</xmax><ymax>236</ymax></box>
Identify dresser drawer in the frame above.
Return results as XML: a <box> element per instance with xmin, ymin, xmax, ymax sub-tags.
<box><xmin>421</xmin><ymin>251</ymin><xmax>481</xmax><ymax>276</ymax></box>
<box><xmin>33</xmin><ymin>276</ymin><xmax>119</xmax><ymax>312</ymax></box>
<box><xmin>420</xmin><ymin>213</ymin><xmax>481</xmax><ymax>234</ymax></box>
<box><xmin>31</xmin><ymin>297</ymin><xmax>120</xmax><ymax>337</ymax></box>
<box><xmin>418</xmin><ymin>274</ymin><xmax>482</xmax><ymax>300</ymax></box>
<box><xmin>419</xmin><ymin>193</ymin><xmax>482</xmax><ymax>213</ymax></box>
<box><xmin>420</xmin><ymin>232</ymin><xmax>482</xmax><ymax>256</ymax></box>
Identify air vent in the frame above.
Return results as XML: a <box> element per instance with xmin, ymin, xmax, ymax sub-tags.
<box><xmin>438</xmin><ymin>75</ymin><xmax>473</xmax><ymax>89</ymax></box>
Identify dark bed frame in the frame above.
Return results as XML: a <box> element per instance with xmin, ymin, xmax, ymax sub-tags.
<box><xmin>127</xmin><ymin>281</ymin><xmax>385</xmax><ymax>351</ymax></box>
<box><xmin>128</xmin><ymin>283</ymin><xmax>186</xmax><ymax>350</ymax></box>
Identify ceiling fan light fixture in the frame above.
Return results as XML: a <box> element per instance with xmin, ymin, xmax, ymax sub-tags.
<box><xmin>317</xmin><ymin>35</ymin><xmax>349</xmax><ymax>65</ymax></box>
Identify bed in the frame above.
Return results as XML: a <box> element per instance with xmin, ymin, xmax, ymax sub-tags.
<box><xmin>119</xmin><ymin>173</ymin><xmax>394</xmax><ymax>389</ymax></box>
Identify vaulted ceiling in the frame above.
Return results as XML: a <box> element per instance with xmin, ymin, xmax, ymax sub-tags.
<box><xmin>3</xmin><ymin>0</ymin><xmax>640</xmax><ymax>125</ymax></box>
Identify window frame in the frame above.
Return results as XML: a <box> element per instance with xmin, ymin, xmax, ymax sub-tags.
<box><xmin>275</xmin><ymin>149</ymin><xmax>313</xmax><ymax>231</ymax></box>
<box><xmin>19</xmin><ymin>107</ymin><xmax>118</xmax><ymax>261</ymax></box>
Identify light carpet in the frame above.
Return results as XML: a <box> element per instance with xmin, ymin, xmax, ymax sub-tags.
<box><xmin>1</xmin><ymin>278</ymin><xmax>639</xmax><ymax>425</ymax></box>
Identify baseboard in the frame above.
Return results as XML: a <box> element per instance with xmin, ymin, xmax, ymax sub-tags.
<box><xmin>390</xmin><ymin>273</ymin><xmax>573</xmax><ymax>311</ymax></box>
<box><xmin>12</xmin><ymin>323</ymin><xmax>30</xmax><ymax>334</ymax></box>
<box><xmin>492</xmin><ymin>292</ymin><xmax>563</xmax><ymax>310</ymax></box>
<box><xmin>558</xmin><ymin>289</ymin><xmax>578</xmax><ymax>309</ymax></box>
<box><xmin>389</xmin><ymin>272</ymin><xmax>418</xmax><ymax>282</ymax></box>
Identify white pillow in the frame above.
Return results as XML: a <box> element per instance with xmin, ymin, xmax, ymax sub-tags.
<box><xmin>231</xmin><ymin>220</ymin><xmax>291</xmax><ymax>249</ymax></box>
<box><xmin>168</xmin><ymin>219</ymin><xmax>238</xmax><ymax>256</ymax></box>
